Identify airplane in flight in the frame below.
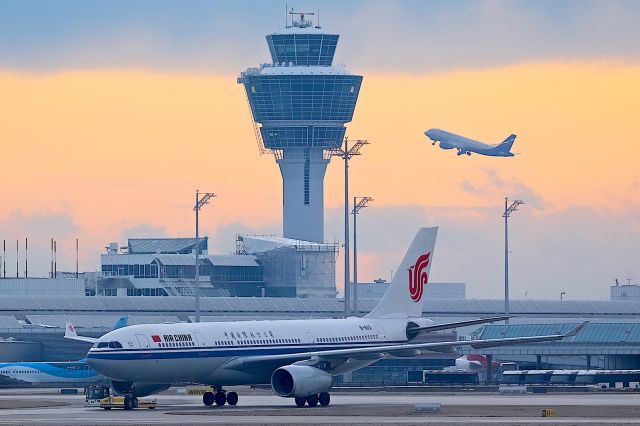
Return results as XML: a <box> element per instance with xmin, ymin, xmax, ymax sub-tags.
<box><xmin>0</xmin><ymin>317</ymin><xmax>128</xmax><ymax>386</ymax></box>
<box><xmin>425</xmin><ymin>128</ymin><xmax>517</xmax><ymax>157</ymax></box>
<box><xmin>86</xmin><ymin>228</ymin><xmax>586</xmax><ymax>410</ymax></box>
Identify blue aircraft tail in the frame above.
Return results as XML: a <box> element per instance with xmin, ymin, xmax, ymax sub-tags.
<box><xmin>496</xmin><ymin>134</ymin><xmax>517</xmax><ymax>153</ymax></box>
<box><xmin>112</xmin><ymin>316</ymin><xmax>129</xmax><ymax>330</ymax></box>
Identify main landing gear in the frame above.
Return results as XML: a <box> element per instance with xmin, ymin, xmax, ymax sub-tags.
<box><xmin>123</xmin><ymin>396</ymin><xmax>138</xmax><ymax>410</ymax></box>
<box><xmin>294</xmin><ymin>392</ymin><xmax>330</xmax><ymax>407</ymax></box>
<box><xmin>202</xmin><ymin>386</ymin><xmax>238</xmax><ymax>407</ymax></box>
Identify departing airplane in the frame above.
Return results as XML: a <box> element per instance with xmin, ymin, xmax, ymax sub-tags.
<box><xmin>0</xmin><ymin>317</ymin><xmax>128</xmax><ymax>385</ymax></box>
<box><xmin>425</xmin><ymin>129</ymin><xmax>517</xmax><ymax>157</ymax></box>
<box><xmin>86</xmin><ymin>228</ymin><xmax>586</xmax><ymax>410</ymax></box>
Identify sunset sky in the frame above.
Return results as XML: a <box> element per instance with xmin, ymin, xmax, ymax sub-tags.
<box><xmin>0</xmin><ymin>0</ymin><xmax>638</xmax><ymax>299</ymax></box>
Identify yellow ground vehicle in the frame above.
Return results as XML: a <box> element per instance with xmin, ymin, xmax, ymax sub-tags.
<box><xmin>99</xmin><ymin>395</ymin><xmax>157</xmax><ymax>410</ymax></box>
<box><xmin>84</xmin><ymin>385</ymin><xmax>111</xmax><ymax>407</ymax></box>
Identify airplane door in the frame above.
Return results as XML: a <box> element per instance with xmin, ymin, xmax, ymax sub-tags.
<box><xmin>306</xmin><ymin>331</ymin><xmax>315</xmax><ymax>352</ymax></box>
<box><xmin>192</xmin><ymin>331</ymin><xmax>207</xmax><ymax>357</ymax></box>
<box><xmin>135</xmin><ymin>334</ymin><xmax>151</xmax><ymax>358</ymax></box>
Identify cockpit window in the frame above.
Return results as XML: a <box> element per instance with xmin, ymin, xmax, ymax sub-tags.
<box><xmin>97</xmin><ymin>342</ymin><xmax>109</xmax><ymax>348</ymax></box>
<box><xmin>108</xmin><ymin>341</ymin><xmax>123</xmax><ymax>349</ymax></box>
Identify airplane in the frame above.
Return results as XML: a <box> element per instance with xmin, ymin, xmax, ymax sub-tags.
<box><xmin>86</xmin><ymin>228</ymin><xmax>586</xmax><ymax>410</ymax></box>
<box><xmin>445</xmin><ymin>354</ymin><xmax>499</xmax><ymax>372</ymax></box>
<box><xmin>425</xmin><ymin>128</ymin><xmax>517</xmax><ymax>157</ymax></box>
<box><xmin>0</xmin><ymin>317</ymin><xmax>128</xmax><ymax>386</ymax></box>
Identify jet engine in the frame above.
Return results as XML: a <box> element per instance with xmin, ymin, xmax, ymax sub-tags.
<box><xmin>111</xmin><ymin>380</ymin><xmax>170</xmax><ymax>397</ymax></box>
<box><xmin>439</xmin><ymin>142</ymin><xmax>454</xmax><ymax>150</ymax></box>
<box><xmin>271</xmin><ymin>365</ymin><xmax>332</xmax><ymax>398</ymax></box>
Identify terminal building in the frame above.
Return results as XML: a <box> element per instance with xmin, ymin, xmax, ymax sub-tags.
<box><xmin>95</xmin><ymin>236</ymin><xmax>337</xmax><ymax>298</ymax></box>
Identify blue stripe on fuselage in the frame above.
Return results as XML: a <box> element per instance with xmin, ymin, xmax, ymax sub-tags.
<box><xmin>86</xmin><ymin>341</ymin><xmax>405</xmax><ymax>361</ymax></box>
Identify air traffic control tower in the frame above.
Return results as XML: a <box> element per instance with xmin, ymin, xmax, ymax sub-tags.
<box><xmin>239</xmin><ymin>12</ymin><xmax>363</xmax><ymax>243</ymax></box>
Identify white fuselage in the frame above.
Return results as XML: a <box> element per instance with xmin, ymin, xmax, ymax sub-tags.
<box><xmin>86</xmin><ymin>317</ymin><xmax>429</xmax><ymax>385</ymax></box>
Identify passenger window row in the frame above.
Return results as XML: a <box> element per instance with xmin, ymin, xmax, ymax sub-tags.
<box><xmin>215</xmin><ymin>338</ymin><xmax>301</xmax><ymax>346</ymax></box>
<box><xmin>159</xmin><ymin>342</ymin><xmax>195</xmax><ymax>348</ymax></box>
<box><xmin>317</xmin><ymin>335</ymin><xmax>378</xmax><ymax>343</ymax></box>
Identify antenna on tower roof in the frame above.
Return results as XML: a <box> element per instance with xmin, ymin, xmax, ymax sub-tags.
<box><xmin>316</xmin><ymin>9</ymin><xmax>321</xmax><ymax>29</ymax></box>
<box><xmin>289</xmin><ymin>9</ymin><xmax>315</xmax><ymax>28</ymax></box>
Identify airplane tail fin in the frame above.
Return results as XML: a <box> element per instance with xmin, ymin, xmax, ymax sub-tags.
<box><xmin>113</xmin><ymin>316</ymin><xmax>129</xmax><ymax>330</ymax></box>
<box><xmin>497</xmin><ymin>134</ymin><xmax>517</xmax><ymax>152</ymax></box>
<box><xmin>365</xmin><ymin>227</ymin><xmax>437</xmax><ymax>319</ymax></box>
<box><xmin>64</xmin><ymin>322</ymin><xmax>98</xmax><ymax>344</ymax></box>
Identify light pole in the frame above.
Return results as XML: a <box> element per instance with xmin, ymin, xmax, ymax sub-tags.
<box><xmin>194</xmin><ymin>190</ymin><xmax>216</xmax><ymax>323</ymax></box>
<box><xmin>352</xmin><ymin>196</ymin><xmax>373</xmax><ymax>314</ymax></box>
<box><xmin>332</xmin><ymin>137</ymin><xmax>369</xmax><ymax>316</ymax></box>
<box><xmin>503</xmin><ymin>197</ymin><xmax>524</xmax><ymax>324</ymax></box>
<box><xmin>560</xmin><ymin>291</ymin><xmax>566</xmax><ymax>301</ymax></box>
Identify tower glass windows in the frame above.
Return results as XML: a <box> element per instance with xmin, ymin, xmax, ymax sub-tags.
<box><xmin>267</xmin><ymin>34</ymin><xmax>339</xmax><ymax>66</ymax></box>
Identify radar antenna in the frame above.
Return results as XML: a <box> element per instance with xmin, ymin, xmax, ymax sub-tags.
<box><xmin>288</xmin><ymin>9</ymin><xmax>316</xmax><ymax>28</ymax></box>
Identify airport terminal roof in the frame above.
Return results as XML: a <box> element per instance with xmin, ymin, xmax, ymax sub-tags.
<box><xmin>127</xmin><ymin>238</ymin><xmax>208</xmax><ymax>254</ymax></box>
<box><xmin>478</xmin><ymin>323</ymin><xmax>640</xmax><ymax>344</ymax></box>
<box><xmin>151</xmin><ymin>254</ymin><xmax>258</xmax><ymax>267</ymax></box>
<box><xmin>468</xmin><ymin>322</ymin><xmax>640</xmax><ymax>356</ymax></box>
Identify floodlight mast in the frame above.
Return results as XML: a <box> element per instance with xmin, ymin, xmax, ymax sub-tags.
<box><xmin>331</xmin><ymin>138</ymin><xmax>369</xmax><ymax>316</ymax></box>
<box><xmin>503</xmin><ymin>197</ymin><xmax>524</xmax><ymax>324</ymax></box>
<box><xmin>352</xmin><ymin>196</ymin><xmax>373</xmax><ymax>314</ymax></box>
<box><xmin>194</xmin><ymin>190</ymin><xmax>216</xmax><ymax>323</ymax></box>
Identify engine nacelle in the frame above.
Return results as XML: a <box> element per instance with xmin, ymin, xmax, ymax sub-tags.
<box><xmin>111</xmin><ymin>380</ymin><xmax>170</xmax><ymax>397</ymax></box>
<box><xmin>439</xmin><ymin>142</ymin><xmax>454</xmax><ymax>150</ymax></box>
<box><xmin>271</xmin><ymin>365</ymin><xmax>332</xmax><ymax>398</ymax></box>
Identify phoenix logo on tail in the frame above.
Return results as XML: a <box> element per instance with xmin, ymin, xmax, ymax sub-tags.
<box><xmin>408</xmin><ymin>252</ymin><xmax>430</xmax><ymax>302</ymax></box>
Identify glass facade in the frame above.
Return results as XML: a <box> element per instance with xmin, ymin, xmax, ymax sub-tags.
<box><xmin>102</xmin><ymin>263</ymin><xmax>158</xmax><ymax>278</ymax></box>
<box><xmin>244</xmin><ymin>74</ymin><xmax>362</xmax><ymax>149</ymax></box>
<box><xmin>244</xmin><ymin>75</ymin><xmax>362</xmax><ymax>119</ymax></box>
<box><xmin>266</xmin><ymin>34</ymin><xmax>338</xmax><ymax>66</ymax></box>
<box><xmin>261</xmin><ymin>126</ymin><xmax>346</xmax><ymax>149</ymax></box>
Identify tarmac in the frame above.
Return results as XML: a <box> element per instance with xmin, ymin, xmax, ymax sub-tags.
<box><xmin>1</xmin><ymin>388</ymin><xmax>640</xmax><ymax>425</ymax></box>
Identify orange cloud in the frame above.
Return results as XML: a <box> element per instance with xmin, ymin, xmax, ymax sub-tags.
<box><xmin>0</xmin><ymin>63</ymin><xmax>637</xmax><ymax>275</ymax></box>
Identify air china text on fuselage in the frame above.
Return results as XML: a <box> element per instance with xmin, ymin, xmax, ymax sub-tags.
<box><xmin>86</xmin><ymin>227</ymin><xmax>585</xmax><ymax>410</ymax></box>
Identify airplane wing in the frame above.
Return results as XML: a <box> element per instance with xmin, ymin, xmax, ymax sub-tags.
<box><xmin>64</xmin><ymin>322</ymin><xmax>97</xmax><ymax>344</ymax></box>
<box><xmin>407</xmin><ymin>316</ymin><xmax>510</xmax><ymax>334</ymax></box>
<box><xmin>222</xmin><ymin>321</ymin><xmax>587</xmax><ymax>373</ymax></box>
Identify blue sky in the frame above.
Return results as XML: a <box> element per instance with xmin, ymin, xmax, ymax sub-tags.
<box><xmin>1</xmin><ymin>0</ymin><xmax>638</xmax><ymax>73</ymax></box>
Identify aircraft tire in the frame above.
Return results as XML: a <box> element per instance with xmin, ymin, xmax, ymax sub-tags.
<box><xmin>123</xmin><ymin>396</ymin><xmax>135</xmax><ymax>410</ymax></box>
<box><xmin>214</xmin><ymin>391</ymin><xmax>227</xmax><ymax>406</ymax></box>
<box><xmin>306</xmin><ymin>394</ymin><xmax>319</xmax><ymax>407</ymax></box>
<box><xmin>319</xmin><ymin>392</ymin><xmax>330</xmax><ymax>407</ymax></box>
<box><xmin>203</xmin><ymin>391</ymin><xmax>214</xmax><ymax>406</ymax></box>
<box><xmin>227</xmin><ymin>391</ymin><xmax>238</xmax><ymax>406</ymax></box>
<box><xmin>294</xmin><ymin>397</ymin><xmax>306</xmax><ymax>407</ymax></box>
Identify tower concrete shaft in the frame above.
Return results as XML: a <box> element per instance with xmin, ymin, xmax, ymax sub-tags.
<box><xmin>278</xmin><ymin>148</ymin><xmax>329</xmax><ymax>243</ymax></box>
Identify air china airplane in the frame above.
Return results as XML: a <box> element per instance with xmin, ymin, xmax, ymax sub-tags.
<box><xmin>86</xmin><ymin>228</ymin><xmax>585</xmax><ymax>410</ymax></box>
<box><xmin>425</xmin><ymin>128</ymin><xmax>517</xmax><ymax>157</ymax></box>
